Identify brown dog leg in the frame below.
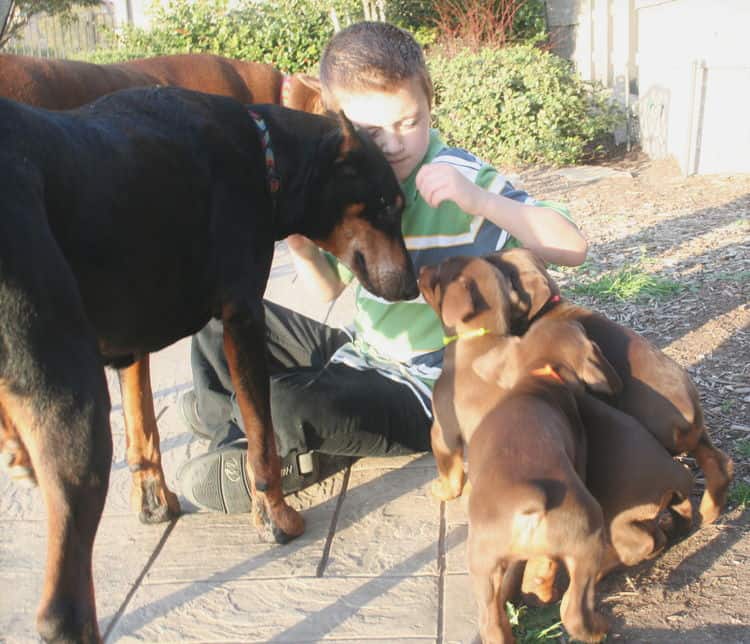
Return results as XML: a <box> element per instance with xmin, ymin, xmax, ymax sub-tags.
<box><xmin>430</xmin><ymin>419</ymin><xmax>465</xmax><ymax>501</ymax></box>
<box><xmin>560</xmin><ymin>552</ymin><xmax>609</xmax><ymax>643</ymax></box>
<box><xmin>222</xmin><ymin>307</ymin><xmax>304</xmax><ymax>544</ymax></box>
<box><xmin>666</xmin><ymin>494</ymin><xmax>694</xmax><ymax>535</ymax></box>
<box><xmin>520</xmin><ymin>556</ymin><xmax>561</xmax><ymax>606</ymax></box>
<box><xmin>693</xmin><ymin>432</ymin><xmax>734</xmax><ymax>524</ymax></box>
<box><xmin>120</xmin><ymin>356</ymin><xmax>180</xmax><ymax>524</ymax></box>
<box><xmin>471</xmin><ymin>564</ymin><xmax>514</xmax><ymax>644</ymax></box>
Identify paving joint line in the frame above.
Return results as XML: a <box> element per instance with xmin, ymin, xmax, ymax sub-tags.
<box><xmin>316</xmin><ymin>463</ymin><xmax>351</xmax><ymax>577</ymax></box>
<box><xmin>436</xmin><ymin>500</ymin><xmax>447</xmax><ymax>644</ymax></box>
<box><xmin>102</xmin><ymin>517</ymin><xmax>177</xmax><ymax>642</ymax></box>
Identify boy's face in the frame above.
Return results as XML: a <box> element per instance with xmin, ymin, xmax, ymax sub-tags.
<box><xmin>332</xmin><ymin>77</ymin><xmax>431</xmax><ymax>183</ymax></box>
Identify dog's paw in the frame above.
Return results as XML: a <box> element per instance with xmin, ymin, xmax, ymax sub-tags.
<box><xmin>132</xmin><ymin>475</ymin><xmax>181</xmax><ymax>524</ymax></box>
<box><xmin>430</xmin><ymin>477</ymin><xmax>462</xmax><ymax>501</ymax></box>
<box><xmin>251</xmin><ymin>493</ymin><xmax>305</xmax><ymax>544</ymax></box>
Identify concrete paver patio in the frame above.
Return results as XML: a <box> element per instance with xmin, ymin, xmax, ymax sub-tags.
<box><xmin>0</xmin><ymin>242</ymin><xmax>480</xmax><ymax>643</ymax></box>
<box><xmin>3</xmin><ymin>239</ymin><xmax>748</xmax><ymax>643</ymax></box>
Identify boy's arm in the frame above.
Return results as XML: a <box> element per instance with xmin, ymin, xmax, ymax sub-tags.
<box><xmin>286</xmin><ymin>234</ymin><xmax>347</xmax><ymax>302</ymax></box>
<box><xmin>415</xmin><ymin>164</ymin><xmax>588</xmax><ymax>266</ymax></box>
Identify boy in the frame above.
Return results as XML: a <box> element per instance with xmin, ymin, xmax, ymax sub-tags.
<box><xmin>177</xmin><ymin>21</ymin><xmax>587</xmax><ymax>512</ymax></box>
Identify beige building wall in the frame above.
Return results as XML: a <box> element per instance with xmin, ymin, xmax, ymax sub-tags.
<box><xmin>546</xmin><ymin>0</ymin><xmax>750</xmax><ymax>175</ymax></box>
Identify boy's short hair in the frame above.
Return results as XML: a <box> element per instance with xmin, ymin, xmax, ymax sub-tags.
<box><xmin>320</xmin><ymin>21</ymin><xmax>433</xmax><ymax>111</ymax></box>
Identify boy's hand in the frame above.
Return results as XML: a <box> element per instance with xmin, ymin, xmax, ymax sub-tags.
<box><xmin>416</xmin><ymin>162</ymin><xmax>485</xmax><ymax>215</ymax></box>
<box><xmin>285</xmin><ymin>233</ymin><xmax>320</xmax><ymax>260</ymax></box>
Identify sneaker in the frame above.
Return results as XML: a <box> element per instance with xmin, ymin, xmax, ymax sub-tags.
<box><xmin>178</xmin><ymin>389</ymin><xmax>213</xmax><ymax>440</ymax></box>
<box><xmin>176</xmin><ymin>447</ymin><xmax>321</xmax><ymax>514</ymax></box>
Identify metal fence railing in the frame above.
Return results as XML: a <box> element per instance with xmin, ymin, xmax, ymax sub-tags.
<box><xmin>4</xmin><ymin>5</ymin><xmax>117</xmax><ymax>58</ymax></box>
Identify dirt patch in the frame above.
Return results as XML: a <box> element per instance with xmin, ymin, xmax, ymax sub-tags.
<box><xmin>514</xmin><ymin>153</ymin><xmax>750</xmax><ymax>642</ymax></box>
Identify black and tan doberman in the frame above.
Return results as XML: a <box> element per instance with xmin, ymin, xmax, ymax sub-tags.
<box><xmin>0</xmin><ymin>86</ymin><xmax>417</xmax><ymax>643</ymax></box>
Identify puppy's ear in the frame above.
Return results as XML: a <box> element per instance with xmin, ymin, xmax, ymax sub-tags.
<box><xmin>418</xmin><ymin>266</ymin><xmax>439</xmax><ymax>311</ymax></box>
<box><xmin>482</xmin><ymin>252</ymin><xmax>532</xmax><ymax>325</ymax></box>
<box><xmin>580</xmin><ymin>340</ymin><xmax>622</xmax><ymax>395</ymax></box>
<box><xmin>472</xmin><ymin>338</ymin><xmax>522</xmax><ymax>389</ymax></box>
<box><xmin>337</xmin><ymin>111</ymin><xmax>362</xmax><ymax>158</ymax></box>
<box><xmin>521</xmin><ymin>271</ymin><xmax>555</xmax><ymax>320</ymax></box>
<box><xmin>441</xmin><ymin>277</ymin><xmax>475</xmax><ymax>328</ymax></box>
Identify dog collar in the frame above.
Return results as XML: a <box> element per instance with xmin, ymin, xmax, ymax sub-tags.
<box><xmin>530</xmin><ymin>364</ymin><xmax>564</xmax><ymax>384</ymax></box>
<box><xmin>280</xmin><ymin>74</ymin><xmax>293</xmax><ymax>108</ymax></box>
<box><xmin>529</xmin><ymin>294</ymin><xmax>562</xmax><ymax>324</ymax></box>
<box><xmin>248</xmin><ymin>109</ymin><xmax>281</xmax><ymax>197</ymax></box>
<box><xmin>442</xmin><ymin>327</ymin><xmax>490</xmax><ymax>346</ymax></box>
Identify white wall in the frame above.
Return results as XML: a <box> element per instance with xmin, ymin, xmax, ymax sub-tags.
<box><xmin>636</xmin><ymin>0</ymin><xmax>750</xmax><ymax>174</ymax></box>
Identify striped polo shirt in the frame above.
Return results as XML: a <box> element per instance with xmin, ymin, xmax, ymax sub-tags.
<box><xmin>326</xmin><ymin>130</ymin><xmax>567</xmax><ymax>416</ymax></box>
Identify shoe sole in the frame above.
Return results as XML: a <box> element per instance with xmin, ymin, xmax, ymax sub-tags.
<box><xmin>177</xmin><ymin>447</ymin><xmax>252</xmax><ymax>514</ymax></box>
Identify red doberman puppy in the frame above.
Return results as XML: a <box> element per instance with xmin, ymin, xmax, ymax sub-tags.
<box><xmin>416</xmin><ymin>255</ymin><xmax>518</xmax><ymax>501</ymax></box>
<box><xmin>419</xmin><ymin>258</ymin><xmax>620</xmax><ymax>643</ymax></box>
<box><xmin>577</xmin><ymin>392</ymin><xmax>695</xmax><ymax>577</ymax></box>
<box><xmin>480</xmin><ymin>387</ymin><xmax>695</xmax><ymax>607</ymax></box>
<box><xmin>488</xmin><ymin>247</ymin><xmax>733</xmax><ymax>525</ymax></box>
<box><xmin>0</xmin><ymin>52</ymin><xmax>323</xmax><ymax>112</ymax></box>
<box><xmin>460</xmin><ymin>326</ymin><xmax>620</xmax><ymax>641</ymax></box>
<box><xmin>0</xmin><ymin>87</ymin><xmax>416</xmax><ymax>643</ymax></box>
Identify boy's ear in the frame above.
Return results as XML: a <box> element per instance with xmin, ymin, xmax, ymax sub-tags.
<box><xmin>337</xmin><ymin>111</ymin><xmax>362</xmax><ymax>159</ymax></box>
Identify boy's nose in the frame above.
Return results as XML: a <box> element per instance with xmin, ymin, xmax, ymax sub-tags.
<box><xmin>379</xmin><ymin>130</ymin><xmax>404</xmax><ymax>156</ymax></box>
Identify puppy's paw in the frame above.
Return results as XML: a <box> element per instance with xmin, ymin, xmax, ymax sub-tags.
<box><xmin>431</xmin><ymin>476</ymin><xmax>463</xmax><ymax>501</ymax></box>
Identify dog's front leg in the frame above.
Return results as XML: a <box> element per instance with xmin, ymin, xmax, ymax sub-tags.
<box><xmin>430</xmin><ymin>417</ymin><xmax>465</xmax><ymax>501</ymax></box>
<box><xmin>120</xmin><ymin>356</ymin><xmax>180</xmax><ymax>523</ymax></box>
<box><xmin>222</xmin><ymin>303</ymin><xmax>305</xmax><ymax>543</ymax></box>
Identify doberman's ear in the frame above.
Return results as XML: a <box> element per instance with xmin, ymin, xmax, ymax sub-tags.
<box><xmin>579</xmin><ymin>340</ymin><xmax>622</xmax><ymax>395</ymax></box>
<box><xmin>472</xmin><ymin>338</ymin><xmax>522</xmax><ymax>389</ymax></box>
<box><xmin>295</xmin><ymin>73</ymin><xmax>321</xmax><ymax>92</ymax></box>
<box><xmin>288</xmin><ymin>74</ymin><xmax>324</xmax><ymax>114</ymax></box>
<box><xmin>482</xmin><ymin>251</ymin><xmax>532</xmax><ymax>326</ymax></box>
<box><xmin>522</xmin><ymin>271</ymin><xmax>555</xmax><ymax>319</ymax></box>
<box><xmin>485</xmin><ymin>249</ymin><xmax>560</xmax><ymax>325</ymax></box>
<box><xmin>418</xmin><ymin>265</ymin><xmax>439</xmax><ymax>312</ymax></box>
<box><xmin>336</xmin><ymin>111</ymin><xmax>362</xmax><ymax>159</ymax></box>
<box><xmin>441</xmin><ymin>276</ymin><xmax>475</xmax><ymax>328</ymax></box>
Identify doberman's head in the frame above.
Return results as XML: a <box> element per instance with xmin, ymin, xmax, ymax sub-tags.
<box><xmin>484</xmin><ymin>248</ymin><xmax>561</xmax><ymax>334</ymax></box>
<box><xmin>418</xmin><ymin>255</ymin><xmax>516</xmax><ymax>337</ymax></box>
<box><xmin>307</xmin><ymin>111</ymin><xmax>418</xmax><ymax>302</ymax></box>
<box><xmin>473</xmin><ymin>318</ymin><xmax>622</xmax><ymax>395</ymax></box>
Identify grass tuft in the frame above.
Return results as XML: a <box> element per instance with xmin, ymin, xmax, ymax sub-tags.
<box><xmin>569</xmin><ymin>265</ymin><xmax>685</xmax><ymax>301</ymax></box>
<box><xmin>728</xmin><ymin>481</ymin><xmax>750</xmax><ymax>509</ymax></box>
<box><xmin>734</xmin><ymin>439</ymin><xmax>750</xmax><ymax>459</ymax></box>
<box><xmin>507</xmin><ymin>601</ymin><xmax>564</xmax><ymax>641</ymax></box>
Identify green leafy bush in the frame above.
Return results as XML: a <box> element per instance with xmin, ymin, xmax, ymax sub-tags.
<box><xmin>111</xmin><ymin>0</ymin><xmax>335</xmax><ymax>73</ymax></box>
<box><xmin>429</xmin><ymin>45</ymin><xmax>623</xmax><ymax>166</ymax></box>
